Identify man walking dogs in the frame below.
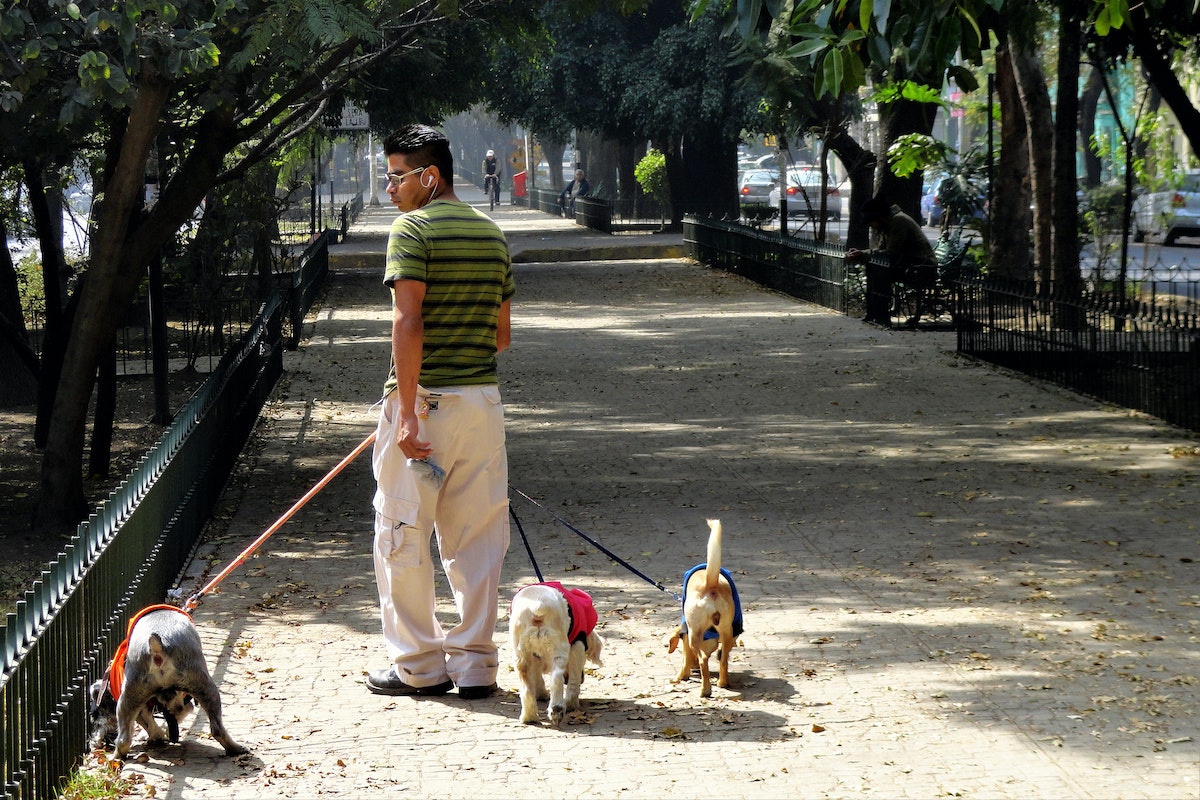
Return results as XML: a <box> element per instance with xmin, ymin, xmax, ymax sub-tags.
<box><xmin>366</xmin><ymin>124</ymin><xmax>515</xmax><ymax>700</ymax></box>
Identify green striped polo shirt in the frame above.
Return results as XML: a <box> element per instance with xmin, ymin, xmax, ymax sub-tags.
<box><xmin>383</xmin><ymin>200</ymin><xmax>514</xmax><ymax>391</ymax></box>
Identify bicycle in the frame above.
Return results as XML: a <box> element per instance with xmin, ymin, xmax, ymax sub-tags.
<box><xmin>484</xmin><ymin>173</ymin><xmax>499</xmax><ymax>211</ymax></box>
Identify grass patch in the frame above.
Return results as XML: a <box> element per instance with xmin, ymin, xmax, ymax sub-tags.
<box><xmin>58</xmin><ymin>753</ymin><xmax>146</xmax><ymax>799</ymax></box>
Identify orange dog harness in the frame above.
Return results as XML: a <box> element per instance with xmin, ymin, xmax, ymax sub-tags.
<box><xmin>106</xmin><ymin>604</ymin><xmax>192</xmax><ymax>700</ymax></box>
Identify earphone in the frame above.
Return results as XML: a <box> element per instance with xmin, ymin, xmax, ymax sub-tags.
<box><xmin>419</xmin><ymin>171</ymin><xmax>439</xmax><ymax>209</ymax></box>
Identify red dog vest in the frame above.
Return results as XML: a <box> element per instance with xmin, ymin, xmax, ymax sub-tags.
<box><xmin>528</xmin><ymin>581</ymin><xmax>598</xmax><ymax>646</ymax></box>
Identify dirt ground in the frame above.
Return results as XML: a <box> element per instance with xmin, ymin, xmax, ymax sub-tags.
<box><xmin>0</xmin><ymin>373</ymin><xmax>205</xmax><ymax>614</ymax></box>
<box><xmin>103</xmin><ymin>246</ymin><xmax>1199</xmax><ymax>799</ymax></box>
<box><xmin>9</xmin><ymin>198</ymin><xmax>1200</xmax><ymax>798</ymax></box>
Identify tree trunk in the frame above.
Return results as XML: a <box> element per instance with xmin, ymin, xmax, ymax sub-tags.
<box><xmin>876</xmin><ymin>96</ymin><xmax>935</xmax><ymax>221</ymax></box>
<box><xmin>579</xmin><ymin>130</ymin><xmax>619</xmax><ymax>199</ymax></box>
<box><xmin>660</xmin><ymin>131</ymin><xmax>736</xmax><ymax>225</ymax></box>
<box><xmin>1079</xmin><ymin>66</ymin><xmax>1104</xmax><ymax>187</ymax></box>
<box><xmin>1129</xmin><ymin>15</ymin><xmax>1200</xmax><ymax>158</ymax></box>
<box><xmin>825</xmin><ymin>128</ymin><xmax>877</xmax><ymax>250</ymax></box>
<box><xmin>89</xmin><ymin>341</ymin><xmax>117</xmax><ymax>478</ymax></box>
<box><xmin>26</xmin><ymin>160</ymin><xmax>71</xmax><ymax>446</ymax></box>
<box><xmin>148</xmin><ymin>249</ymin><xmax>171</xmax><ymax>424</ymax></box>
<box><xmin>989</xmin><ymin>41</ymin><xmax>1034</xmax><ymax>282</ymax></box>
<box><xmin>539</xmin><ymin>138</ymin><xmax>566</xmax><ymax>192</ymax></box>
<box><xmin>616</xmin><ymin>139</ymin><xmax>640</xmax><ymax>203</ymax></box>
<box><xmin>34</xmin><ymin>72</ymin><xmax>173</xmax><ymax>530</ymax></box>
<box><xmin>1052</xmin><ymin>5</ymin><xmax>1083</xmax><ymax>308</ymax></box>
<box><xmin>0</xmin><ymin>216</ymin><xmax>39</xmax><ymax>406</ymax></box>
<box><xmin>1007</xmin><ymin>29</ymin><xmax>1054</xmax><ymax>288</ymax></box>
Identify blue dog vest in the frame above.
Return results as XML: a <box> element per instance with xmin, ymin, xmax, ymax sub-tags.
<box><xmin>678</xmin><ymin>564</ymin><xmax>744</xmax><ymax>640</ymax></box>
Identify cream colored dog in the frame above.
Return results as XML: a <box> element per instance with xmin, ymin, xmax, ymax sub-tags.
<box><xmin>669</xmin><ymin>519</ymin><xmax>743</xmax><ymax>697</ymax></box>
<box><xmin>509</xmin><ymin>582</ymin><xmax>604</xmax><ymax>726</ymax></box>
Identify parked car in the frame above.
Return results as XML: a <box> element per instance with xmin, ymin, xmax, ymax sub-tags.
<box><xmin>767</xmin><ymin>167</ymin><xmax>842</xmax><ymax>219</ymax></box>
<box><xmin>738</xmin><ymin>168</ymin><xmax>779</xmax><ymax>218</ymax></box>
<box><xmin>920</xmin><ymin>177</ymin><xmax>943</xmax><ymax>226</ymax></box>
<box><xmin>1133</xmin><ymin>171</ymin><xmax>1200</xmax><ymax>245</ymax></box>
<box><xmin>922</xmin><ymin>174</ymin><xmax>987</xmax><ymax>229</ymax></box>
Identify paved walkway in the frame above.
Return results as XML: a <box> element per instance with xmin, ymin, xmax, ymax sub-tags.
<box><xmin>137</xmin><ymin>185</ymin><xmax>1197</xmax><ymax>799</ymax></box>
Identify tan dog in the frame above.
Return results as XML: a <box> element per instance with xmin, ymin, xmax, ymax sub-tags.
<box><xmin>509</xmin><ymin>582</ymin><xmax>604</xmax><ymax>726</ymax></box>
<box><xmin>669</xmin><ymin>519</ymin><xmax>743</xmax><ymax>697</ymax></box>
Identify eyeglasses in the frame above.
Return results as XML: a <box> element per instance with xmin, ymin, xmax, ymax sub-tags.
<box><xmin>385</xmin><ymin>166</ymin><xmax>428</xmax><ymax>187</ymax></box>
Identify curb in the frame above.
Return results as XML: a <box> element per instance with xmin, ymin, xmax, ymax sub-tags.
<box><xmin>512</xmin><ymin>243</ymin><xmax>687</xmax><ymax>263</ymax></box>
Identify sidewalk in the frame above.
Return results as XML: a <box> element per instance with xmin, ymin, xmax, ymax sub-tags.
<box><xmin>149</xmin><ymin>184</ymin><xmax>1197</xmax><ymax>799</ymax></box>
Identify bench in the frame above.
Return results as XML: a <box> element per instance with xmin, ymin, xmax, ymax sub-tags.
<box><xmin>890</xmin><ymin>235</ymin><xmax>972</xmax><ymax>327</ymax></box>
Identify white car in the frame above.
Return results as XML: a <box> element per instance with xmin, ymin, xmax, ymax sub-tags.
<box><xmin>1133</xmin><ymin>171</ymin><xmax>1200</xmax><ymax>245</ymax></box>
<box><xmin>768</xmin><ymin>167</ymin><xmax>842</xmax><ymax>219</ymax></box>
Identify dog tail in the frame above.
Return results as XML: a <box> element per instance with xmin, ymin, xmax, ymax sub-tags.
<box><xmin>704</xmin><ymin>518</ymin><xmax>722</xmax><ymax>592</ymax></box>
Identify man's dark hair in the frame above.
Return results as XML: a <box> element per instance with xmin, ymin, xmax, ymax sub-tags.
<box><xmin>861</xmin><ymin>194</ymin><xmax>890</xmax><ymax>222</ymax></box>
<box><xmin>383</xmin><ymin>124</ymin><xmax>454</xmax><ymax>187</ymax></box>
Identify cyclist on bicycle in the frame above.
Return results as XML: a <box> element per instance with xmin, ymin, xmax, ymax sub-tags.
<box><xmin>482</xmin><ymin>149</ymin><xmax>502</xmax><ymax>206</ymax></box>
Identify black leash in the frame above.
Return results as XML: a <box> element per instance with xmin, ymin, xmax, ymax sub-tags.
<box><xmin>509</xmin><ymin>486</ymin><xmax>681</xmax><ymax>602</ymax></box>
<box><xmin>509</xmin><ymin>506</ymin><xmax>544</xmax><ymax>583</ymax></box>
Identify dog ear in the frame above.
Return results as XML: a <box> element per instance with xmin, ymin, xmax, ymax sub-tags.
<box><xmin>667</xmin><ymin>629</ymin><xmax>682</xmax><ymax>653</ymax></box>
<box><xmin>88</xmin><ymin>678</ymin><xmax>111</xmax><ymax>713</ymax></box>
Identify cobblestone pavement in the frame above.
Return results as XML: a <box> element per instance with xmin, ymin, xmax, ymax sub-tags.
<box><xmin>126</xmin><ymin>188</ymin><xmax>1198</xmax><ymax>799</ymax></box>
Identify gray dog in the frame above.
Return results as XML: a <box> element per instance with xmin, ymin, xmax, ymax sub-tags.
<box><xmin>89</xmin><ymin>606</ymin><xmax>248</xmax><ymax>758</ymax></box>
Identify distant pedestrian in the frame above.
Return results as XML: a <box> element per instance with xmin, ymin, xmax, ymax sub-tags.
<box><xmin>366</xmin><ymin>124</ymin><xmax>515</xmax><ymax>700</ymax></box>
<box><xmin>558</xmin><ymin>169</ymin><xmax>590</xmax><ymax>217</ymax></box>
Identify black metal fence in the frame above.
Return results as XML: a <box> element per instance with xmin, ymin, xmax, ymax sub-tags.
<box><xmin>683</xmin><ymin>216</ymin><xmax>863</xmax><ymax>315</ymax></box>
<box><xmin>22</xmin><ymin>197</ymin><xmax>356</xmax><ymax>378</ymax></box>
<box><xmin>958</xmin><ymin>277</ymin><xmax>1200</xmax><ymax>432</ymax></box>
<box><xmin>0</xmin><ymin>235</ymin><xmax>331</xmax><ymax>799</ymax></box>
<box><xmin>683</xmin><ymin>215</ymin><xmax>1200</xmax><ymax>434</ymax></box>
<box><xmin>519</xmin><ymin>187</ymin><xmax>674</xmax><ymax>234</ymax></box>
<box><xmin>284</xmin><ymin>231</ymin><xmax>332</xmax><ymax>349</ymax></box>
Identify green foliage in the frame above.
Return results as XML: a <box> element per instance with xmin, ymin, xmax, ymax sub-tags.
<box><xmin>15</xmin><ymin>252</ymin><xmax>45</xmax><ymax>321</ymax></box>
<box><xmin>1080</xmin><ymin>183</ymin><xmax>1128</xmax><ymax>277</ymax></box>
<box><xmin>1090</xmin><ymin>0</ymin><xmax>1129</xmax><ymax>36</ymax></box>
<box><xmin>634</xmin><ymin>148</ymin><xmax>669</xmax><ymax>204</ymax></box>
<box><xmin>931</xmin><ymin>147</ymin><xmax>988</xmax><ymax>233</ymax></box>
<box><xmin>872</xmin><ymin>80</ymin><xmax>947</xmax><ymax>108</ymax></box>
<box><xmin>715</xmin><ymin>0</ymin><xmax>998</xmax><ymax>100</ymax></box>
<box><xmin>886</xmin><ymin>133</ymin><xmax>947</xmax><ymax>178</ymax></box>
<box><xmin>489</xmin><ymin>3</ymin><xmax>759</xmax><ymax>150</ymax></box>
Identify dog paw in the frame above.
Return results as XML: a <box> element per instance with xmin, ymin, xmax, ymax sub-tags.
<box><xmin>519</xmin><ymin>713</ymin><xmax>541</xmax><ymax>725</ymax></box>
<box><xmin>548</xmin><ymin>705</ymin><xmax>565</xmax><ymax>727</ymax></box>
<box><xmin>223</xmin><ymin>742</ymin><xmax>251</xmax><ymax>757</ymax></box>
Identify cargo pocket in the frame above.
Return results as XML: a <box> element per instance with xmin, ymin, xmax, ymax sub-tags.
<box><xmin>374</xmin><ymin>514</ymin><xmax>424</xmax><ymax>568</ymax></box>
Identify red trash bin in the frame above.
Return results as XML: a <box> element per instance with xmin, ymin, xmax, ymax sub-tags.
<box><xmin>512</xmin><ymin>170</ymin><xmax>527</xmax><ymax>198</ymax></box>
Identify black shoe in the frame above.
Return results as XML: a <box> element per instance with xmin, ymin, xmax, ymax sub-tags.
<box><xmin>365</xmin><ymin>669</ymin><xmax>453</xmax><ymax>697</ymax></box>
<box><xmin>457</xmin><ymin>682</ymin><xmax>498</xmax><ymax>700</ymax></box>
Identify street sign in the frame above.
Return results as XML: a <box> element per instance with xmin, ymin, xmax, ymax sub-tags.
<box><xmin>339</xmin><ymin>102</ymin><xmax>369</xmax><ymax>131</ymax></box>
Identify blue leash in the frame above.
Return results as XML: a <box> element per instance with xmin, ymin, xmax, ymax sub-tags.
<box><xmin>509</xmin><ymin>486</ymin><xmax>681</xmax><ymax>603</ymax></box>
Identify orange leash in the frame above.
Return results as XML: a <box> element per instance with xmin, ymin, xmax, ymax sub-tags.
<box><xmin>183</xmin><ymin>430</ymin><xmax>377</xmax><ymax>613</ymax></box>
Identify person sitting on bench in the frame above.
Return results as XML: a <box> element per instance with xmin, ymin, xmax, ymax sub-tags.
<box><xmin>846</xmin><ymin>194</ymin><xmax>936</xmax><ymax>326</ymax></box>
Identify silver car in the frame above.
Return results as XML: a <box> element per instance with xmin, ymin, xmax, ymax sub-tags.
<box><xmin>768</xmin><ymin>167</ymin><xmax>842</xmax><ymax>219</ymax></box>
<box><xmin>1133</xmin><ymin>171</ymin><xmax>1200</xmax><ymax>245</ymax></box>
<box><xmin>738</xmin><ymin>168</ymin><xmax>779</xmax><ymax>218</ymax></box>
